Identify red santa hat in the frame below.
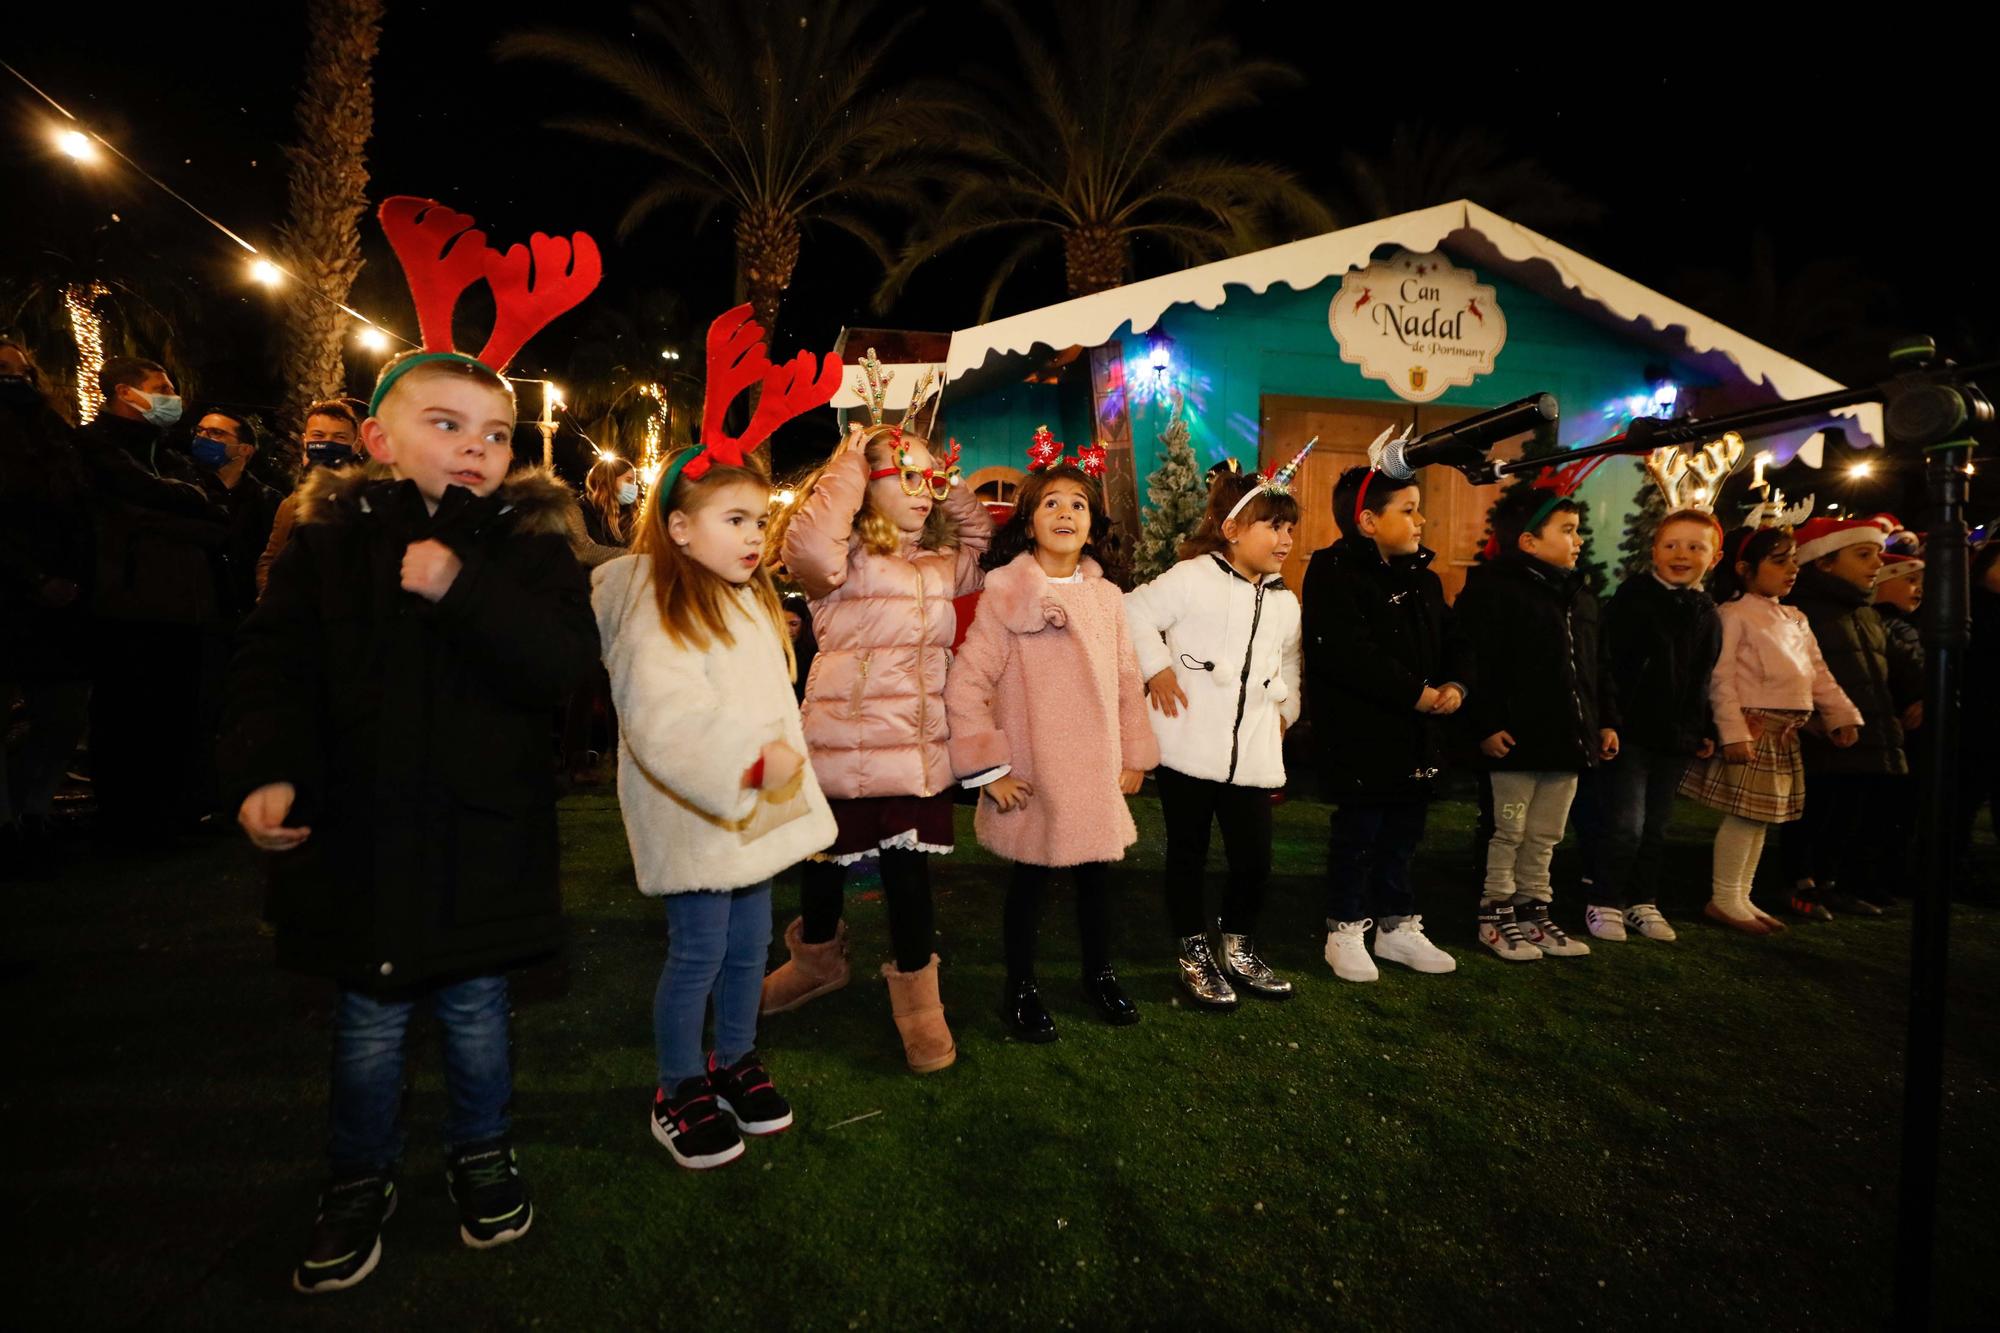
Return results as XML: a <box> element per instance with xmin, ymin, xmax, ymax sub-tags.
<box><xmin>1874</xmin><ymin>554</ymin><xmax>1924</xmax><ymax>586</ymax></box>
<box><xmin>1794</xmin><ymin>516</ymin><xmax>1888</xmax><ymax>563</ymax></box>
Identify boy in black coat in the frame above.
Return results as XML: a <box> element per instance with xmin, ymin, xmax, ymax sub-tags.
<box><xmin>220</xmin><ymin>355</ymin><xmax>600</xmax><ymax>1293</ymax></box>
<box><xmin>1572</xmin><ymin>510</ymin><xmax>1723</xmax><ymax>942</ymax></box>
<box><xmin>1302</xmin><ymin>466</ymin><xmax>1470</xmax><ymax>981</ymax></box>
<box><xmin>1454</xmin><ymin>483</ymin><xmax>1620</xmax><ymax>962</ymax></box>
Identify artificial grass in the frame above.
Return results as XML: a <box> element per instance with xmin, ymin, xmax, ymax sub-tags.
<box><xmin>4</xmin><ymin>788</ymin><xmax>1995</xmax><ymax>1330</ymax></box>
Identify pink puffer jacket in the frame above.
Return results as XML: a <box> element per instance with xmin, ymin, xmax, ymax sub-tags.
<box><xmin>781</xmin><ymin>446</ymin><xmax>993</xmax><ymax>799</ymax></box>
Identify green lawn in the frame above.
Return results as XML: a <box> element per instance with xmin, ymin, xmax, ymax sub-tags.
<box><xmin>5</xmin><ymin>788</ymin><xmax>1996</xmax><ymax>1330</ymax></box>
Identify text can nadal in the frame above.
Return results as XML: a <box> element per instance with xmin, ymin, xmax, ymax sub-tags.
<box><xmin>1329</xmin><ymin>250</ymin><xmax>1507</xmax><ymax>403</ymax></box>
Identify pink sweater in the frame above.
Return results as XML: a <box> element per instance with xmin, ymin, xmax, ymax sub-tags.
<box><xmin>1708</xmin><ymin>593</ymin><xmax>1862</xmax><ymax>746</ymax></box>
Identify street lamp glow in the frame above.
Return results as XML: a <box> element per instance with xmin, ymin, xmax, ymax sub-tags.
<box><xmin>1848</xmin><ymin>460</ymin><xmax>1874</xmax><ymax>478</ymax></box>
<box><xmin>249</xmin><ymin>258</ymin><xmax>283</xmax><ymax>288</ymax></box>
<box><xmin>355</xmin><ymin>325</ymin><xmax>390</xmax><ymax>353</ymax></box>
<box><xmin>660</xmin><ymin>348</ymin><xmax>680</xmax><ymax>361</ymax></box>
<box><xmin>56</xmin><ymin>128</ymin><xmax>97</xmax><ymax>163</ymax></box>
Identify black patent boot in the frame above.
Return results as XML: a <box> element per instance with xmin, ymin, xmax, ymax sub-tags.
<box><xmin>1004</xmin><ymin>976</ymin><xmax>1058</xmax><ymax>1043</ymax></box>
<box><xmin>1081</xmin><ymin>967</ymin><xmax>1140</xmax><ymax>1026</ymax></box>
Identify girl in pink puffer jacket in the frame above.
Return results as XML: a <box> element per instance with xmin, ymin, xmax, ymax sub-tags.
<box><xmin>760</xmin><ymin>420</ymin><xmax>992</xmax><ymax>1073</ymax></box>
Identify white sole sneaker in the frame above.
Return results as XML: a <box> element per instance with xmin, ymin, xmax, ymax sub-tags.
<box><xmin>1324</xmin><ymin>926</ymin><xmax>1379</xmax><ymax>982</ymax></box>
<box><xmin>650</xmin><ymin>1109</ymin><xmax>747</xmax><ymax>1170</ymax></box>
<box><xmin>1477</xmin><ymin>925</ymin><xmax>1542</xmax><ymax>962</ymax></box>
<box><xmin>1584</xmin><ymin>905</ymin><xmax>1627</xmax><ymax>941</ymax></box>
<box><xmin>1624</xmin><ymin>908</ymin><xmax>1678</xmax><ymax>941</ymax></box>
<box><xmin>1373</xmin><ymin>925</ymin><xmax>1457</xmax><ymax>974</ymax></box>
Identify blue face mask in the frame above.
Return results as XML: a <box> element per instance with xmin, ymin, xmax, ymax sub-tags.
<box><xmin>131</xmin><ymin>389</ymin><xmax>183</xmax><ymax>428</ymax></box>
<box><xmin>190</xmin><ymin>435</ymin><xmax>230</xmax><ymax>469</ymax></box>
<box><xmin>305</xmin><ymin>441</ymin><xmax>357</xmax><ymax>468</ymax></box>
<box><xmin>617</xmin><ymin>482</ymin><xmax>640</xmax><ymax>506</ymax></box>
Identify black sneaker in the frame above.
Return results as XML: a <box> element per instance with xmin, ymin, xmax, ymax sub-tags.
<box><xmin>708</xmin><ymin>1050</ymin><xmax>795</xmax><ymax>1135</ymax></box>
<box><xmin>652</xmin><ymin>1076</ymin><xmax>746</xmax><ymax>1168</ymax></box>
<box><xmin>292</xmin><ymin>1172</ymin><xmax>396</xmax><ymax>1294</ymax></box>
<box><xmin>445</xmin><ymin>1140</ymin><xmax>533</xmax><ymax>1249</ymax></box>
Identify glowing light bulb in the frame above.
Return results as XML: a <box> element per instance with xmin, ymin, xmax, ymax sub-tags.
<box><xmin>776</xmin><ymin>489</ymin><xmax>797</xmax><ymax>506</ymax></box>
<box><xmin>56</xmin><ymin>128</ymin><xmax>97</xmax><ymax>162</ymax></box>
<box><xmin>356</xmin><ymin>325</ymin><xmax>389</xmax><ymax>353</ymax></box>
<box><xmin>1848</xmin><ymin>460</ymin><xmax>1874</xmax><ymax>478</ymax></box>
<box><xmin>249</xmin><ymin>258</ymin><xmax>283</xmax><ymax>288</ymax></box>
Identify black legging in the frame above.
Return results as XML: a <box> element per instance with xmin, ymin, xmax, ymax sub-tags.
<box><xmin>1154</xmin><ymin>766</ymin><xmax>1273</xmax><ymax>938</ymax></box>
<box><xmin>799</xmin><ymin>848</ymin><xmax>937</xmax><ymax>973</ymax></box>
<box><xmin>1004</xmin><ymin>860</ymin><xmax>1114</xmax><ymax>980</ymax></box>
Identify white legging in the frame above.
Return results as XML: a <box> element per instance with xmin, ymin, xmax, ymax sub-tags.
<box><xmin>1711</xmin><ymin>814</ymin><xmax>1771</xmax><ymax>914</ymax></box>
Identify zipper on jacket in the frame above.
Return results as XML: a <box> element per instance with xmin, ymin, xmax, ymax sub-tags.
<box><xmin>1226</xmin><ymin>580</ymin><xmax>1268</xmax><ymax>783</ymax></box>
<box><xmin>912</xmin><ymin>561</ymin><xmax>931</xmax><ymax>797</ymax></box>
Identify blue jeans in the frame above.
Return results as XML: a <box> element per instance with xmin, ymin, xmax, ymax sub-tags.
<box><xmin>1326</xmin><ymin>800</ymin><xmax>1428</xmax><ymax>924</ymax></box>
<box><xmin>329</xmin><ymin>974</ymin><xmax>512</xmax><ymax>1173</ymax></box>
<box><xmin>1573</xmin><ymin>743</ymin><xmax>1690</xmax><ymax>908</ymax></box>
<box><xmin>656</xmin><ymin>883</ymin><xmax>772</xmax><ymax>1091</ymax></box>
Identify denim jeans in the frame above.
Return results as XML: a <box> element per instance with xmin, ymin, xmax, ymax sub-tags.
<box><xmin>329</xmin><ymin>973</ymin><xmax>512</xmax><ymax>1173</ymax></box>
<box><xmin>1326</xmin><ymin>799</ymin><xmax>1428</xmax><ymax>924</ymax></box>
<box><xmin>1573</xmin><ymin>743</ymin><xmax>1690</xmax><ymax>907</ymax></box>
<box><xmin>656</xmin><ymin>882</ymin><xmax>772</xmax><ymax>1091</ymax></box>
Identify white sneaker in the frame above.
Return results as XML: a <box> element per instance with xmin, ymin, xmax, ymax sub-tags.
<box><xmin>1372</xmin><ymin>915</ymin><xmax>1456</xmax><ymax>974</ymax></box>
<box><xmin>1584</xmin><ymin>904</ymin><xmax>1627</xmax><ymax>941</ymax></box>
<box><xmin>1516</xmin><ymin>902</ymin><xmax>1591</xmax><ymax>957</ymax></box>
<box><xmin>1625</xmin><ymin>904</ymin><xmax>1678</xmax><ymax>941</ymax></box>
<box><xmin>1476</xmin><ymin>904</ymin><xmax>1543</xmax><ymax>963</ymax></box>
<box><xmin>1324</xmin><ymin>919</ymin><xmax>1379</xmax><ymax>982</ymax></box>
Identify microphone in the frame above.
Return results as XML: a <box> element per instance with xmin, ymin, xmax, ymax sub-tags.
<box><xmin>1373</xmin><ymin>394</ymin><xmax>1559</xmax><ymax>483</ymax></box>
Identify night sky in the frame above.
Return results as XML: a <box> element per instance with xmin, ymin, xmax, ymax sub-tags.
<box><xmin>4</xmin><ymin>6</ymin><xmax>1994</xmax><ymax>510</ymax></box>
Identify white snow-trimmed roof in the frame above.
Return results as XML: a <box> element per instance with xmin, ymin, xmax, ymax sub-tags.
<box><xmin>942</xmin><ymin>200</ymin><xmax>1879</xmax><ymax>460</ymax></box>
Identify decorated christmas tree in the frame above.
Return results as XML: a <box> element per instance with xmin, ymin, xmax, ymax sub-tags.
<box><xmin>1617</xmin><ymin>458</ymin><xmax>1668</xmax><ymax>583</ymax></box>
<box><xmin>1133</xmin><ymin>391</ymin><xmax>1208</xmax><ymax>582</ymax></box>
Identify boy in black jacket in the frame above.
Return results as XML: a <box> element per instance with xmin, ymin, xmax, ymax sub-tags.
<box><xmin>1303</xmin><ymin>466</ymin><xmax>1470</xmax><ymax>981</ymax></box>
<box><xmin>1455</xmin><ymin>482</ymin><xmax>1620</xmax><ymax>962</ymax></box>
<box><xmin>220</xmin><ymin>352</ymin><xmax>600</xmax><ymax>1293</ymax></box>
<box><xmin>1573</xmin><ymin>510</ymin><xmax>1723</xmax><ymax>942</ymax></box>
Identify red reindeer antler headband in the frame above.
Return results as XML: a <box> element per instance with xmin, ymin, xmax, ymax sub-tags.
<box><xmin>1479</xmin><ymin>454</ymin><xmax>1612</xmax><ymax>560</ymax></box>
<box><xmin>655</xmin><ymin>304</ymin><xmax>842</xmax><ymax>497</ymax></box>
<box><xmin>370</xmin><ymin>196</ymin><xmax>602</xmax><ymax>413</ymax></box>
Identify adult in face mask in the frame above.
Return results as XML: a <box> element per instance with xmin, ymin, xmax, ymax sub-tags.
<box><xmin>0</xmin><ymin>340</ymin><xmax>94</xmax><ymax>873</ymax></box>
<box><xmin>257</xmin><ymin>399</ymin><xmax>366</xmax><ymax>601</ymax></box>
<box><xmin>574</xmin><ymin>453</ymin><xmax>640</xmax><ymax>565</ymax></box>
<box><xmin>72</xmin><ymin>354</ymin><xmax>228</xmax><ymax>841</ymax></box>
<box><xmin>191</xmin><ymin>409</ymin><xmax>280</xmax><ymax>618</ymax></box>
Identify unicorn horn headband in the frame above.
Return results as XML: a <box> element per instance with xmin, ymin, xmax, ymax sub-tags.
<box><xmin>1225</xmin><ymin>437</ymin><xmax>1318</xmax><ymax>523</ymax></box>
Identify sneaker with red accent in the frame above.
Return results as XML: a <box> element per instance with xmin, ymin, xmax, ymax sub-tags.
<box><xmin>651</xmin><ymin>1077</ymin><xmax>745</xmax><ymax>1169</ymax></box>
<box><xmin>708</xmin><ymin>1050</ymin><xmax>794</xmax><ymax>1136</ymax></box>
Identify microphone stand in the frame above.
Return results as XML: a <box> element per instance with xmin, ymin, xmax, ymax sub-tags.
<box><xmin>1439</xmin><ymin>340</ymin><xmax>1991</xmax><ymax>1324</ymax></box>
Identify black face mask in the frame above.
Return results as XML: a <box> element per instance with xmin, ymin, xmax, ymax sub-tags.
<box><xmin>305</xmin><ymin>441</ymin><xmax>358</xmax><ymax>468</ymax></box>
<box><xmin>0</xmin><ymin>375</ymin><xmax>39</xmax><ymax>407</ymax></box>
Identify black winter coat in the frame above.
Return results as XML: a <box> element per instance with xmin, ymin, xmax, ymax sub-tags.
<box><xmin>1787</xmin><ymin>563</ymin><xmax>1919</xmax><ymax>777</ymax></box>
<box><xmin>1599</xmin><ymin>572</ymin><xmax>1721</xmax><ymax>756</ymax></box>
<box><xmin>0</xmin><ymin>396</ymin><xmax>94</xmax><ymax>677</ymax></box>
<box><xmin>1302</xmin><ymin>538</ymin><xmax>1471</xmax><ymax>799</ymax></box>
<box><xmin>200</xmin><ymin>468</ymin><xmax>282</xmax><ymax>619</ymax></box>
<box><xmin>1453</xmin><ymin>553</ymin><xmax>1618</xmax><ymax>772</ymax></box>
<box><xmin>74</xmin><ymin>413</ymin><xmax>228</xmax><ymax>626</ymax></box>
<box><xmin>218</xmin><ymin>466</ymin><xmax>601</xmax><ymax>993</ymax></box>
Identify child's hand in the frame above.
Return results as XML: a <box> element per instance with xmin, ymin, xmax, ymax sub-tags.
<box><xmin>400</xmin><ymin>539</ymin><xmax>463</xmax><ymax>602</ymax></box>
<box><xmin>1479</xmin><ymin>730</ymin><xmax>1516</xmax><ymax>759</ymax></box>
<box><xmin>1830</xmin><ymin>725</ymin><xmax>1860</xmax><ymax>748</ymax></box>
<box><xmin>239</xmin><ymin>782</ymin><xmax>310</xmax><ymax>851</ymax></box>
<box><xmin>1431</xmin><ymin>684</ymin><xmax>1464</xmax><ymax>716</ymax></box>
<box><xmin>1118</xmin><ymin>768</ymin><xmax>1145</xmax><ymax>795</ymax></box>
<box><xmin>1145</xmin><ymin>669</ymin><xmax>1188</xmax><ymax>718</ymax></box>
<box><xmin>1416</xmin><ymin>684</ymin><xmax>1441</xmax><ymax>714</ymax></box>
<box><xmin>1902</xmin><ymin>701</ymin><xmax>1924</xmax><ymax>732</ymax></box>
<box><xmin>845</xmin><ymin>421</ymin><xmax>870</xmax><ymax>455</ymax></box>
<box><xmin>1722</xmin><ymin>741</ymin><xmax>1755</xmax><ymax>763</ymax></box>
<box><xmin>1599</xmin><ymin>728</ymin><xmax>1620</xmax><ymax>761</ymax></box>
<box><xmin>985</xmin><ymin>775</ymin><xmax>1033</xmax><ymax>811</ymax></box>
<box><xmin>749</xmin><ymin>741</ymin><xmax>805</xmax><ymax>790</ymax></box>
<box><xmin>1695</xmin><ymin>738</ymin><xmax>1717</xmax><ymax>759</ymax></box>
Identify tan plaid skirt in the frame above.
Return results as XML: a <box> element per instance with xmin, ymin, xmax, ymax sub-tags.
<box><xmin>1678</xmin><ymin>708</ymin><xmax>1811</xmax><ymax>823</ymax></box>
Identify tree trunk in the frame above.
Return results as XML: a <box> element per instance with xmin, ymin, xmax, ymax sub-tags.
<box><xmin>1064</xmin><ymin>224</ymin><xmax>1128</xmax><ymax>297</ymax></box>
<box><xmin>735</xmin><ymin>204</ymin><xmax>801</xmax><ymax>339</ymax></box>
<box><xmin>276</xmin><ymin>0</ymin><xmax>383</xmax><ymax>448</ymax></box>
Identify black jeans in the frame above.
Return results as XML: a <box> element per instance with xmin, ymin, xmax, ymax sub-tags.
<box><xmin>799</xmin><ymin>848</ymin><xmax>937</xmax><ymax>973</ymax></box>
<box><xmin>1154</xmin><ymin>766</ymin><xmax>1272</xmax><ymax>938</ymax></box>
<box><xmin>1783</xmin><ymin>771</ymin><xmax>1893</xmax><ymax>898</ymax></box>
<box><xmin>1004</xmin><ymin>860</ymin><xmax>1114</xmax><ymax>980</ymax></box>
<box><xmin>1571</xmin><ymin>743</ymin><xmax>1689</xmax><ymax>908</ymax></box>
<box><xmin>1325</xmin><ymin>799</ymin><xmax>1427</xmax><ymax>924</ymax></box>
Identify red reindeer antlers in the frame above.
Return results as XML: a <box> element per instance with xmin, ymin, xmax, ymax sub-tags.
<box><xmin>1532</xmin><ymin>454</ymin><xmax>1613</xmax><ymax>496</ymax></box>
<box><xmin>687</xmin><ymin>304</ymin><xmax>842</xmax><ymax>479</ymax></box>
<box><xmin>376</xmin><ymin>196</ymin><xmax>602</xmax><ymax>373</ymax></box>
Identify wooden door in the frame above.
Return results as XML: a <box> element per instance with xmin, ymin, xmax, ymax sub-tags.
<box><xmin>1258</xmin><ymin>395</ymin><xmax>1415</xmax><ymax>593</ymax></box>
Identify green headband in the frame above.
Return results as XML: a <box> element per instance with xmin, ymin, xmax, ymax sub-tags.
<box><xmin>367</xmin><ymin>351</ymin><xmax>501</xmax><ymax>416</ymax></box>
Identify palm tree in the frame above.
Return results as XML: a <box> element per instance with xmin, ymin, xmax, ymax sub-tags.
<box><xmin>1672</xmin><ymin>230</ymin><xmax>1894</xmax><ymax>384</ymax></box>
<box><xmin>876</xmin><ymin>0</ymin><xmax>1334</xmax><ymax>320</ymax></box>
<box><xmin>1337</xmin><ymin>122</ymin><xmax>1605</xmax><ymax>233</ymax></box>
<box><xmin>275</xmin><ymin>0</ymin><xmax>383</xmax><ymax>426</ymax></box>
<box><xmin>496</xmin><ymin>0</ymin><xmax>955</xmax><ymax>340</ymax></box>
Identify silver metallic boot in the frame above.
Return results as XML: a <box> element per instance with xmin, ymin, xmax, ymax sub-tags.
<box><xmin>1219</xmin><ymin>927</ymin><xmax>1295</xmax><ymax>999</ymax></box>
<box><xmin>1175</xmin><ymin>934</ymin><xmax>1238</xmax><ymax>1009</ymax></box>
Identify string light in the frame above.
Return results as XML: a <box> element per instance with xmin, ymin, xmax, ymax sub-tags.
<box><xmin>355</xmin><ymin>325</ymin><xmax>389</xmax><ymax>353</ymax></box>
<box><xmin>249</xmin><ymin>258</ymin><xmax>284</xmax><ymax>288</ymax></box>
<box><xmin>63</xmin><ymin>281</ymin><xmax>107</xmax><ymax>423</ymax></box>
<box><xmin>775</xmin><ymin>488</ymin><xmax>797</xmax><ymax>506</ymax></box>
<box><xmin>55</xmin><ymin>127</ymin><xmax>95</xmax><ymax>163</ymax></box>
<box><xmin>1848</xmin><ymin>460</ymin><xmax>1874</xmax><ymax>478</ymax></box>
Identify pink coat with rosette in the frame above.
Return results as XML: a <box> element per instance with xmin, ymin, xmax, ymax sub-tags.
<box><xmin>781</xmin><ymin>445</ymin><xmax>993</xmax><ymax>799</ymax></box>
<box><xmin>944</xmin><ymin>553</ymin><xmax>1160</xmax><ymax>867</ymax></box>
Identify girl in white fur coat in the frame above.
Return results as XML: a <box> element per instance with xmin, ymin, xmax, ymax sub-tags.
<box><xmin>594</xmin><ymin>449</ymin><xmax>835</xmax><ymax>1172</ymax></box>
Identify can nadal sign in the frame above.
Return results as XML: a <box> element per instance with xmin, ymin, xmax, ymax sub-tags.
<box><xmin>1329</xmin><ymin>250</ymin><xmax>1507</xmax><ymax>403</ymax></box>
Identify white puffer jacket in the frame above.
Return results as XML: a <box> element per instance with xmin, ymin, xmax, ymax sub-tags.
<box><xmin>1124</xmin><ymin>554</ymin><xmax>1302</xmax><ymax>788</ymax></box>
<box><xmin>594</xmin><ymin>555</ymin><xmax>837</xmax><ymax>894</ymax></box>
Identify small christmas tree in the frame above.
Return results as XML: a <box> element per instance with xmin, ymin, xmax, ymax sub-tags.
<box><xmin>1133</xmin><ymin>391</ymin><xmax>1208</xmax><ymax>582</ymax></box>
<box><xmin>1617</xmin><ymin>458</ymin><xmax>1668</xmax><ymax>583</ymax></box>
